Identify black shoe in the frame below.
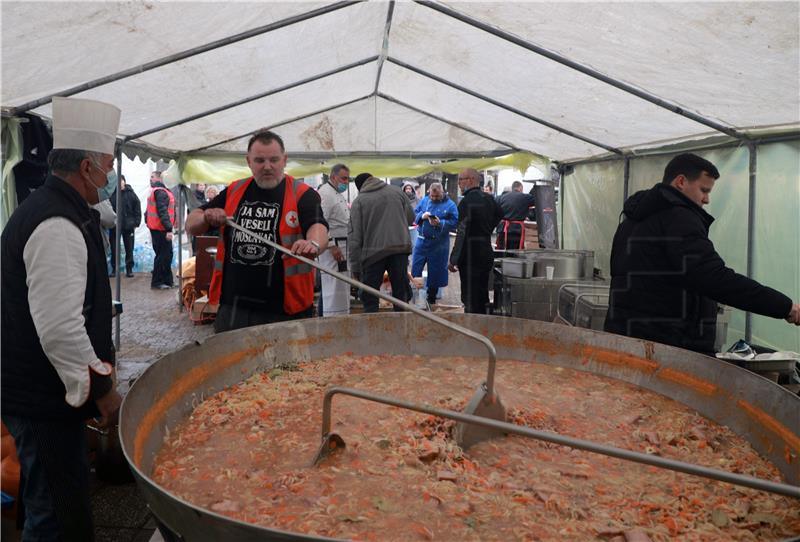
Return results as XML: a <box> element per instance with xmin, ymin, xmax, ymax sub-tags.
<box><xmin>125</xmin><ymin>272</ymin><xmax>134</xmax><ymax>278</ymax></box>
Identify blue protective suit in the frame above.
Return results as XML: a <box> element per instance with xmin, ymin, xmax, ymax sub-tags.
<box><xmin>411</xmin><ymin>195</ymin><xmax>459</xmax><ymax>290</ymax></box>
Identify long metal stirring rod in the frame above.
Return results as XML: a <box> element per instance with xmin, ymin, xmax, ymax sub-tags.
<box><xmin>224</xmin><ymin>218</ymin><xmax>499</xmax><ymax>399</ymax></box>
<box><xmin>225</xmin><ymin>219</ymin><xmax>800</xmax><ymax>499</ymax></box>
<box><xmin>321</xmin><ymin>386</ymin><xmax>800</xmax><ymax>499</ymax></box>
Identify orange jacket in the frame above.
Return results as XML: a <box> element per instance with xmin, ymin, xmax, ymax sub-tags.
<box><xmin>145</xmin><ymin>187</ymin><xmax>175</xmax><ymax>231</ymax></box>
<box><xmin>208</xmin><ymin>176</ymin><xmax>314</xmax><ymax>314</ymax></box>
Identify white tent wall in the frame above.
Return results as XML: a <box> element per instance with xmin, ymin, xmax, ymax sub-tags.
<box><xmin>753</xmin><ymin>141</ymin><xmax>800</xmax><ymax>352</ymax></box>
<box><xmin>561</xmin><ymin>159</ymin><xmax>624</xmax><ymax>277</ymax></box>
<box><xmin>562</xmin><ymin>141</ymin><xmax>800</xmax><ymax>352</ymax></box>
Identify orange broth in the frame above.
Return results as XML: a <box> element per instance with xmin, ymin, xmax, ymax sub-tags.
<box><xmin>153</xmin><ymin>354</ymin><xmax>800</xmax><ymax>541</ymax></box>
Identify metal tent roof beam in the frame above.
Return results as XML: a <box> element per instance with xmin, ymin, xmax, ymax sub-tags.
<box><xmin>377</xmin><ymin>92</ymin><xmax>519</xmax><ymax>151</ymax></box>
<box><xmin>188</xmin><ymin>94</ymin><xmax>375</xmax><ymax>153</ymax></box>
<box><xmin>289</xmin><ymin>149</ymin><xmax>514</xmax><ymax>159</ymax></box>
<box><xmin>417</xmin><ymin>0</ymin><xmax>747</xmax><ymax>142</ymax></box>
<box><xmin>373</xmin><ymin>1</ymin><xmax>396</xmax><ymax>95</ymax></box>
<box><xmin>10</xmin><ymin>1</ymin><xmax>360</xmax><ymax>115</ymax></box>
<box><xmin>124</xmin><ymin>56</ymin><xmax>380</xmax><ymax>141</ymax></box>
<box><xmin>386</xmin><ymin>57</ymin><xmax>621</xmax><ymax>154</ymax></box>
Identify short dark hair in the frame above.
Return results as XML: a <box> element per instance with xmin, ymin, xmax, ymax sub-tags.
<box><xmin>661</xmin><ymin>153</ymin><xmax>720</xmax><ymax>184</ymax></box>
<box><xmin>247</xmin><ymin>130</ymin><xmax>285</xmax><ymax>152</ymax></box>
<box><xmin>330</xmin><ymin>163</ymin><xmax>349</xmax><ymax>177</ymax></box>
<box><xmin>47</xmin><ymin>148</ymin><xmax>101</xmax><ymax>174</ymax></box>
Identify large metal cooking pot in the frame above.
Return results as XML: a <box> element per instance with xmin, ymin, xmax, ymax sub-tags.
<box><xmin>120</xmin><ymin>314</ymin><xmax>799</xmax><ymax>541</ymax></box>
<box><xmin>502</xmin><ymin>249</ymin><xmax>594</xmax><ymax>279</ymax></box>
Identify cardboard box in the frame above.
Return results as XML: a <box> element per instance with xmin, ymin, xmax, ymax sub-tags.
<box><xmin>191</xmin><ymin>295</ymin><xmax>218</xmax><ymax>321</ymax></box>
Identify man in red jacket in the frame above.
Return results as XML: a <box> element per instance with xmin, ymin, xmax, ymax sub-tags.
<box><xmin>145</xmin><ymin>170</ymin><xmax>175</xmax><ymax>289</ymax></box>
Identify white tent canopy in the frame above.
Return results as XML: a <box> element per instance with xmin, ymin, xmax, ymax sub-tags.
<box><xmin>3</xmin><ymin>1</ymin><xmax>798</xmax><ymax>161</ymax></box>
<box><xmin>3</xmin><ymin>1</ymin><xmax>798</xmax><ymax>351</ymax></box>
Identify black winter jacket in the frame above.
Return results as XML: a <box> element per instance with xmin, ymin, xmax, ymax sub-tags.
<box><xmin>111</xmin><ymin>186</ymin><xmax>142</xmax><ymax>233</ymax></box>
<box><xmin>604</xmin><ymin>183</ymin><xmax>791</xmax><ymax>354</ymax></box>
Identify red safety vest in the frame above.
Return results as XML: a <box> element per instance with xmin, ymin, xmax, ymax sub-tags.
<box><xmin>207</xmin><ymin>176</ymin><xmax>314</xmax><ymax>314</ymax></box>
<box><xmin>145</xmin><ymin>187</ymin><xmax>175</xmax><ymax>231</ymax></box>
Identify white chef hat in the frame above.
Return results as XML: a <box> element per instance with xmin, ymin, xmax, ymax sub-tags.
<box><xmin>52</xmin><ymin>97</ymin><xmax>121</xmax><ymax>155</ymax></box>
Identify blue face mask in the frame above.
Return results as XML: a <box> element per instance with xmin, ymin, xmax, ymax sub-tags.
<box><xmin>336</xmin><ymin>183</ymin><xmax>348</xmax><ymax>193</ymax></box>
<box><xmin>89</xmin><ymin>163</ymin><xmax>118</xmax><ymax>202</ymax></box>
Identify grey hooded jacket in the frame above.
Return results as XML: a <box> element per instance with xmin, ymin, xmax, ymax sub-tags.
<box><xmin>348</xmin><ymin>177</ymin><xmax>415</xmax><ymax>273</ymax></box>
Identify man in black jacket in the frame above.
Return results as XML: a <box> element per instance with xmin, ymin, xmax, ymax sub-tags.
<box><xmin>495</xmin><ymin>180</ymin><xmax>536</xmax><ymax>250</ymax></box>
<box><xmin>605</xmin><ymin>153</ymin><xmax>799</xmax><ymax>355</ymax></box>
<box><xmin>109</xmin><ymin>175</ymin><xmax>142</xmax><ymax>277</ymax></box>
<box><xmin>449</xmin><ymin>168</ymin><xmax>504</xmax><ymax>314</ymax></box>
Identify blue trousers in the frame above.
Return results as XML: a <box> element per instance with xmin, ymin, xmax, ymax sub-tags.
<box><xmin>2</xmin><ymin>415</ymin><xmax>93</xmax><ymax>542</ymax></box>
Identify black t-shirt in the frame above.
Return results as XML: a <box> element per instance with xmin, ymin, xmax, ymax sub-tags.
<box><xmin>201</xmin><ymin>178</ymin><xmax>327</xmax><ymax>313</ymax></box>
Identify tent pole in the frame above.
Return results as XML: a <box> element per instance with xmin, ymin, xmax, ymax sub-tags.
<box><xmin>10</xmin><ymin>2</ymin><xmax>360</xmax><ymax>115</ymax></box>
<box><xmin>744</xmin><ymin>142</ymin><xmax>757</xmax><ymax>342</ymax></box>
<box><xmin>386</xmin><ymin>57</ymin><xmax>622</xmax><ymax>154</ymax></box>
<box><xmin>562</xmin><ymin>132</ymin><xmax>800</xmax><ymax>169</ymax></box>
<box><xmin>623</xmin><ymin>156</ymin><xmax>630</xmax><ymax>201</ymax></box>
<box><xmin>177</xmin><ymin>185</ymin><xmax>184</xmax><ymax>313</ymax></box>
<box><xmin>126</xmin><ymin>56</ymin><xmax>379</xmax><ymax>141</ymax></box>
<box><xmin>373</xmin><ymin>1</ymin><xmax>396</xmax><ymax>95</ymax></box>
<box><xmin>559</xmin><ymin>165</ymin><xmax>569</xmax><ymax>249</ymax></box>
<box><xmin>114</xmin><ymin>146</ymin><xmax>123</xmax><ymax>351</ymax></box>
<box><xmin>378</xmin><ymin>92</ymin><xmax>520</xmax><ymax>151</ymax></box>
<box><xmin>416</xmin><ymin>1</ymin><xmax>746</xmax><ymax>142</ymax></box>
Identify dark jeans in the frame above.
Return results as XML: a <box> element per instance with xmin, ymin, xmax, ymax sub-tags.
<box><xmin>458</xmin><ymin>241</ymin><xmax>494</xmax><ymax>314</ymax></box>
<box><xmin>214</xmin><ymin>303</ymin><xmax>313</xmax><ymax>333</ymax></box>
<box><xmin>2</xmin><ymin>415</ymin><xmax>93</xmax><ymax>542</ymax></box>
<box><xmin>361</xmin><ymin>253</ymin><xmax>410</xmax><ymax>313</ymax></box>
<box><xmin>109</xmin><ymin>228</ymin><xmax>134</xmax><ymax>274</ymax></box>
<box><xmin>150</xmin><ymin>229</ymin><xmax>173</xmax><ymax>287</ymax></box>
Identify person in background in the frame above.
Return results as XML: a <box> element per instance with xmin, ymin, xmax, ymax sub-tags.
<box><xmin>449</xmin><ymin>168</ymin><xmax>503</xmax><ymax>314</ymax></box>
<box><xmin>186</xmin><ymin>130</ymin><xmax>328</xmax><ymax>332</ymax></box>
<box><xmin>411</xmin><ymin>182</ymin><xmax>458</xmax><ymax>308</ymax></box>
<box><xmin>402</xmin><ymin>182</ymin><xmax>418</xmax><ymax>207</ymax></box>
<box><xmin>145</xmin><ymin>170</ymin><xmax>175</xmax><ymax>289</ymax></box>
<box><xmin>1</xmin><ymin>97</ymin><xmax>122</xmax><ymax>542</ymax></box>
<box><xmin>349</xmin><ymin>176</ymin><xmax>415</xmax><ymax>312</ymax></box>
<box><xmin>193</xmin><ymin>183</ymin><xmax>207</xmax><ymax>206</ymax></box>
<box><xmin>205</xmin><ymin>185</ymin><xmax>219</xmax><ymax>202</ymax></box>
<box><xmin>605</xmin><ymin>153</ymin><xmax>800</xmax><ymax>355</ymax></box>
<box><xmin>109</xmin><ymin>174</ymin><xmax>141</xmax><ymax>277</ymax></box>
<box><xmin>92</xmin><ymin>198</ymin><xmax>116</xmax><ymax>270</ymax></box>
<box><xmin>318</xmin><ymin>163</ymin><xmax>351</xmax><ymax>316</ymax></box>
<box><xmin>495</xmin><ymin>180</ymin><xmax>536</xmax><ymax>250</ymax></box>
<box><xmin>202</xmin><ymin>186</ymin><xmax>221</xmax><ymax>238</ymax></box>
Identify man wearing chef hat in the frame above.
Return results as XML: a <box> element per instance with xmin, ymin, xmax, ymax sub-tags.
<box><xmin>1</xmin><ymin>97</ymin><xmax>123</xmax><ymax>541</ymax></box>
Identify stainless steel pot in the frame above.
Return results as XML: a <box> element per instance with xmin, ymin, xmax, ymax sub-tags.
<box><xmin>502</xmin><ymin>249</ymin><xmax>594</xmax><ymax>279</ymax></box>
<box><xmin>120</xmin><ymin>314</ymin><xmax>800</xmax><ymax>541</ymax></box>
